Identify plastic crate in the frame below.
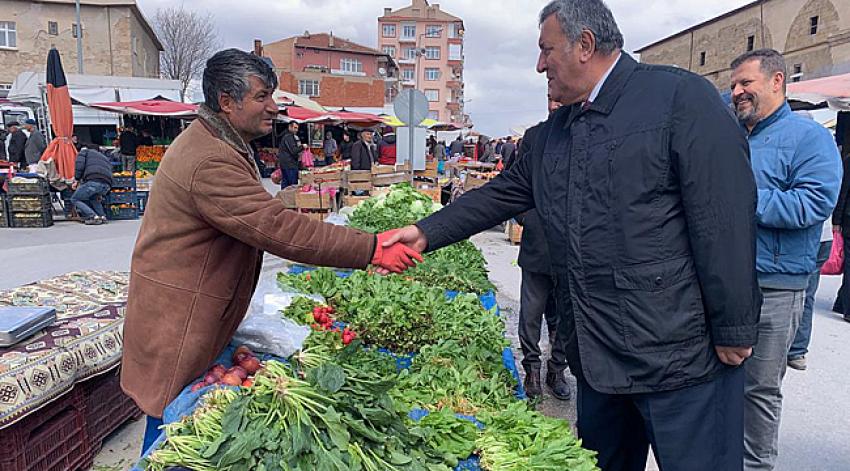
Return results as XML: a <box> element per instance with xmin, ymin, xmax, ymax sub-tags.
<box><xmin>137</xmin><ymin>192</ymin><xmax>149</xmax><ymax>215</ymax></box>
<box><xmin>8</xmin><ymin>179</ymin><xmax>50</xmax><ymax>196</ymax></box>
<box><xmin>111</xmin><ymin>176</ymin><xmax>136</xmax><ymax>189</ymax></box>
<box><xmin>136</xmin><ymin>161</ymin><xmax>159</xmax><ymax>174</ymax></box>
<box><xmin>106</xmin><ymin>205</ymin><xmax>139</xmax><ymax>220</ymax></box>
<box><xmin>79</xmin><ymin>369</ymin><xmax>143</xmax><ymax>455</ymax></box>
<box><xmin>9</xmin><ymin>194</ymin><xmax>52</xmax><ymax>212</ymax></box>
<box><xmin>0</xmin><ymin>388</ymin><xmax>93</xmax><ymax>471</ymax></box>
<box><xmin>106</xmin><ymin>190</ymin><xmax>137</xmax><ymax>205</ymax></box>
<box><xmin>10</xmin><ymin>211</ymin><xmax>54</xmax><ymax>228</ymax></box>
<box><xmin>0</xmin><ymin>195</ymin><xmax>8</xmax><ymax>228</ymax></box>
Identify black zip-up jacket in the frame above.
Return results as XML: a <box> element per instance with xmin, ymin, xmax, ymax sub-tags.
<box><xmin>416</xmin><ymin>54</ymin><xmax>761</xmax><ymax>394</ymax></box>
<box><xmin>514</xmin><ymin>123</ymin><xmax>550</xmax><ymax>273</ymax></box>
<box><xmin>350</xmin><ymin>140</ymin><xmax>374</xmax><ymax>171</ymax></box>
<box><xmin>277</xmin><ymin>132</ymin><xmax>301</xmax><ymax>170</ymax></box>
<box><xmin>75</xmin><ymin>148</ymin><xmax>114</xmax><ymax>186</ymax></box>
<box><xmin>832</xmin><ymin>156</ymin><xmax>850</xmax><ymax>231</ymax></box>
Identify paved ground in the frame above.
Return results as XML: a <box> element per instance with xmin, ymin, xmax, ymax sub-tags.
<box><xmin>2</xmin><ymin>182</ymin><xmax>848</xmax><ymax>470</ymax></box>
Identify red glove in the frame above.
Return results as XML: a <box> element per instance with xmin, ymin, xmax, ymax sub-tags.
<box><xmin>371</xmin><ymin>230</ymin><xmax>424</xmax><ymax>273</ymax></box>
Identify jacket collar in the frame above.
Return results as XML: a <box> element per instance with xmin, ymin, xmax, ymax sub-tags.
<box><xmin>584</xmin><ymin>52</ymin><xmax>637</xmax><ymax>116</ymax></box>
<box><xmin>198</xmin><ymin>105</ymin><xmax>252</xmax><ymax>157</ymax></box>
<box><xmin>745</xmin><ymin>101</ymin><xmax>792</xmax><ymax>136</ymax></box>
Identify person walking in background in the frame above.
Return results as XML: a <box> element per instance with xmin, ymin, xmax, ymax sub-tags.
<box><xmin>427</xmin><ymin>135</ymin><xmax>437</xmax><ymax>157</ymax></box>
<box><xmin>351</xmin><ymin>129</ymin><xmax>375</xmax><ymax>171</ymax></box>
<box><xmin>832</xmin><ymin>151</ymin><xmax>850</xmax><ymax>324</ymax></box>
<box><xmin>730</xmin><ymin>49</ymin><xmax>841</xmax><ymax>471</ymax></box>
<box><xmin>449</xmin><ymin>135</ymin><xmax>464</xmax><ymax>157</ymax></box>
<box><xmin>500</xmin><ymin>136</ymin><xmax>517</xmax><ymax>168</ymax></box>
<box><xmin>515</xmin><ymin>97</ymin><xmax>569</xmax><ymax>401</ymax></box>
<box><xmin>119</xmin><ymin>126</ymin><xmax>138</xmax><ymax>173</ymax></box>
<box><xmin>495</xmin><ymin>138</ymin><xmax>504</xmax><ymax>157</ymax></box>
<box><xmin>7</xmin><ymin>121</ymin><xmax>27</xmax><ymax>168</ymax></box>
<box><xmin>23</xmin><ymin>119</ymin><xmax>47</xmax><ymax>171</ymax></box>
<box><xmin>277</xmin><ymin>121</ymin><xmax>303</xmax><ymax>188</ymax></box>
<box><xmin>377</xmin><ymin>129</ymin><xmax>397</xmax><ymax>166</ymax></box>
<box><xmin>321</xmin><ymin>131</ymin><xmax>337</xmax><ymax>167</ymax></box>
<box><xmin>71</xmin><ymin>146</ymin><xmax>113</xmax><ymax>225</ymax></box>
<box><xmin>340</xmin><ymin>132</ymin><xmax>354</xmax><ymax>162</ymax></box>
<box><xmin>434</xmin><ymin>140</ymin><xmax>447</xmax><ymax>162</ymax></box>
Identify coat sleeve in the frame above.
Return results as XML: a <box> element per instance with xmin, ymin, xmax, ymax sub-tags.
<box><xmin>416</xmin><ymin>133</ymin><xmax>538</xmax><ymax>251</ymax></box>
<box><xmin>756</xmin><ymin>126</ymin><xmax>842</xmax><ymax>229</ymax></box>
<box><xmin>74</xmin><ymin>150</ymin><xmax>86</xmax><ymax>181</ymax></box>
<box><xmin>190</xmin><ymin>154</ymin><xmax>376</xmax><ymax>269</ymax></box>
<box><xmin>832</xmin><ymin>158</ymin><xmax>850</xmax><ymax>227</ymax></box>
<box><xmin>670</xmin><ymin>74</ymin><xmax>761</xmax><ymax>348</ymax></box>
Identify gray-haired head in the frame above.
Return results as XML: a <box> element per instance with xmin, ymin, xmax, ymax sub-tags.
<box><xmin>203</xmin><ymin>49</ymin><xmax>278</xmax><ymax>112</ymax></box>
<box><xmin>730</xmin><ymin>48</ymin><xmax>787</xmax><ymax>89</ymax></box>
<box><xmin>539</xmin><ymin>0</ymin><xmax>624</xmax><ymax>55</ymax></box>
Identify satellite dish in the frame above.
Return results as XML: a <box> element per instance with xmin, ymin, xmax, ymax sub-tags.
<box><xmin>378</xmin><ymin>67</ymin><xmax>386</xmax><ymax>75</ymax></box>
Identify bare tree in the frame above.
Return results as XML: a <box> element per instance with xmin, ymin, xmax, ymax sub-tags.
<box><xmin>153</xmin><ymin>6</ymin><xmax>221</xmax><ymax>101</ymax></box>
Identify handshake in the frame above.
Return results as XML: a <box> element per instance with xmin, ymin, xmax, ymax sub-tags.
<box><xmin>369</xmin><ymin>225</ymin><xmax>429</xmax><ymax>275</ymax></box>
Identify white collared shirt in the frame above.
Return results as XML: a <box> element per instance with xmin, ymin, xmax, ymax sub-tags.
<box><xmin>586</xmin><ymin>52</ymin><xmax>622</xmax><ymax>105</ymax></box>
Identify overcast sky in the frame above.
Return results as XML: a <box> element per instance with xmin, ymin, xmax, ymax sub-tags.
<box><xmin>136</xmin><ymin>0</ymin><xmax>751</xmax><ymax>137</ymax></box>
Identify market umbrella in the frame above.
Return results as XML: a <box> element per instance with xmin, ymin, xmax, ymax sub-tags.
<box><xmin>272</xmin><ymin>90</ymin><xmax>327</xmax><ymax>112</ymax></box>
<box><xmin>41</xmin><ymin>48</ymin><xmax>77</xmax><ymax>179</ymax></box>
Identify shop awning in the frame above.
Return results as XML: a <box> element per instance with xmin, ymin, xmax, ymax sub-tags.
<box><xmin>282</xmin><ymin>106</ymin><xmax>334</xmax><ymax>123</ymax></box>
<box><xmin>281</xmin><ymin>107</ymin><xmax>384</xmax><ymax>126</ymax></box>
<box><xmin>787</xmin><ymin>72</ymin><xmax>850</xmax><ymax>111</ymax></box>
<box><xmin>88</xmin><ymin>99</ymin><xmax>199</xmax><ymax>117</ymax></box>
<box><xmin>273</xmin><ymin>90</ymin><xmax>327</xmax><ymax>112</ymax></box>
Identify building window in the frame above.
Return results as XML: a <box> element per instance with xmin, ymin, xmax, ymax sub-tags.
<box><xmin>382</xmin><ymin>24</ymin><xmax>396</xmax><ymax>37</ymax></box>
<box><xmin>426</xmin><ymin>25</ymin><xmax>442</xmax><ymax>37</ymax></box>
<box><xmin>340</xmin><ymin>58</ymin><xmax>363</xmax><ymax>74</ymax></box>
<box><xmin>747</xmin><ymin>35</ymin><xmax>754</xmax><ymax>51</ymax></box>
<box><xmin>382</xmin><ymin>45</ymin><xmax>396</xmax><ymax>58</ymax></box>
<box><xmin>791</xmin><ymin>63</ymin><xmax>803</xmax><ymax>83</ymax></box>
<box><xmin>699</xmin><ymin>51</ymin><xmax>706</xmax><ymax>66</ymax></box>
<box><xmin>0</xmin><ymin>22</ymin><xmax>17</xmax><ymax>48</ymax></box>
<box><xmin>810</xmin><ymin>16</ymin><xmax>819</xmax><ymax>35</ymax></box>
<box><xmin>424</xmin><ymin>46</ymin><xmax>440</xmax><ymax>60</ymax></box>
<box><xmin>448</xmin><ymin>23</ymin><xmax>462</xmax><ymax>39</ymax></box>
<box><xmin>402</xmin><ymin>23</ymin><xmax>416</xmax><ymax>40</ymax></box>
<box><xmin>298</xmin><ymin>79</ymin><xmax>320</xmax><ymax>97</ymax></box>
<box><xmin>48</xmin><ymin>21</ymin><xmax>58</xmax><ymax>36</ymax></box>
<box><xmin>425</xmin><ymin>68</ymin><xmax>440</xmax><ymax>81</ymax></box>
<box><xmin>0</xmin><ymin>83</ymin><xmax>11</xmax><ymax>98</ymax></box>
<box><xmin>448</xmin><ymin>44</ymin><xmax>462</xmax><ymax>61</ymax></box>
<box><xmin>428</xmin><ymin>110</ymin><xmax>439</xmax><ymax>120</ymax></box>
<box><xmin>404</xmin><ymin>47</ymin><xmax>417</xmax><ymax>60</ymax></box>
<box><xmin>425</xmin><ymin>89</ymin><xmax>439</xmax><ymax>102</ymax></box>
<box><xmin>402</xmin><ymin>68</ymin><xmax>415</xmax><ymax>82</ymax></box>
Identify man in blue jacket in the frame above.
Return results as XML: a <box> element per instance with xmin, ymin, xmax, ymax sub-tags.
<box><xmin>730</xmin><ymin>49</ymin><xmax>842</xmax><ymax>471</ymax></box>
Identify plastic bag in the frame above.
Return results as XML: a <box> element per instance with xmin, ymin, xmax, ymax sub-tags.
<box><xmin>301</xmin><ymin>148</ymin><xmax>315</xmax><ymax>168</ymax></box>
<box><xmin>232</xmin><ymin>277</ymin><xmax>322</xmax><ymax>357</ymax></box>
<box><xmin>271</xmin><ymin>168</ymin><xmax>282</xmax><ymax>184</ymax></box>
<box><xmin>822</xmin><ymin>230</ymin><xmax>844</xmax><ymax>275</ymax></box>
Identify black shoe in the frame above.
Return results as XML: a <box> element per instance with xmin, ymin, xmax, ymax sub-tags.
<box><xmin>844</xmin><ymin>314</ymin><xmax>850</xmax><ymax>324</ymax></box>
<box><xmin>523</xmin><ymin>368</ymin><xmax>542</xmax><ymax>399</ymax></box>
<box><xmin>546</xmin><ymin>370</ymin><xmax>572</xmax><ymax>401</ymax></box>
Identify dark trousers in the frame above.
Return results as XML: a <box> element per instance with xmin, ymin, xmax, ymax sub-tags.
<box><xmin>576</xmin><ymin>367</ymin><xmax>745</xmax><ymax>471</ymax></box>
<box><xmin>280</xmin><ymin>168</ymin><xmax>299</xmax><ymax>189</ymax></box>
<box><xmin>789</xmin><ymin>240</ymin><xmax>832</xmax><ymax>358</ymax></box>
<box><xmin>835</xmin><ymin>234</ymin><xmax>850</xmax><ymax>315</ymax></box>
<box><xmin>518</xmin><ymin>269</ymin><xmax>567</xmax><ymax>373</ymax></box>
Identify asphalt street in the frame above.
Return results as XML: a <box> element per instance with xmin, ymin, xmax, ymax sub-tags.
<box><xmin>0</xmin><ymin>182</ymin><xmax>848</xmax><ymax>470</ymax></box>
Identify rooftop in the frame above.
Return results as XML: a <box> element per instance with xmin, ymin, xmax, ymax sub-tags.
<box><xmin>380</xmin><ymin>0</ymin><xmax>462</xmax><ymax>23</ymax></box>
<box><xmin>33</xmin><ymin>0</ymin><xmax>163</xmax><ymax>50</ymax></box>
<box><xmin>271</xmin><ymin>32</ymin><xmax>387</xmax><ymax>57</ymax></box>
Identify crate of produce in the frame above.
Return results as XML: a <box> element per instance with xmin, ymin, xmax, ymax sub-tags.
<box><xmin>413</xmin><ymin>160</ymin><xmax>438</xmax><ymax>179</ymax></box>
<box><xmin>343</xmin><ymin>180</ymin><xmax>372</xmax><ymax>192</ymax></box>
<box><xmin>0</xmin><ymin>387</ymin><xmax>93</xmax><ymax>471</ymax></box>
<box><xmin>372</xmin><ymin>171</ymin><xmax>411</xmax><ymax>187</ymax></box>
<box><xmin>111</xmin><ymin>173</ymin><xmax>136</xmax><ymax>189</ymax></box>
<box><xmin>80</xmin><ymin>369</ymin><xmax>143</xmax><ymax>456</ymax></box>
<box><xmin>0</xmin><ymin>195</ymin><xmax>8</xmax><ymax>228</ymax></box>
<box><xmin>10</xmin><ymin>211</ymin><xmax>53</xmax><ymax>228</ymax></box>
<box><xmin>417</xmin><ymin>187</ymin><xmax>441</xmax><ymax>203</ymax></box>
<box><xmin>8</xmin><ymin>178</ymin><xmax>50</xmax><ymax>196</ymax></box>
<box><xmin>106</xmin><ymin>204</ymin><xmax>139</xmax><ymax>220</ymax></box>
<box><xmin>9</xmin><ymin>194</ymin><xmax>52</xmax><ymax>212</ymax></box>
<box><xmin>345</xmin><ymin>170</ymin><xmax>372</xmax><ymax>183</ymax></box>
<box><xmin>137</xmin><ymin>192</ymin><xmax>149</xmax><ymax>215</ymax></box>
<box><xmin>371</xmin><ymin>163</ymin><xmax>411</xmax><ymax>175</ymax></box>
<box><xmin>107</xmin><ymin>190</ymin><xmax>137</xmax><ymax>205</ymax></box>
<box><xmin>295</xmin><ymin>191</ymin><xmax>334</xmax><ymax>210</ymax></box>
<box><xmin>343</xmin><ymin>195</ymin><xmax>370</xmax><ymax>207</ymax></box>
<box><xmin>136</xmin><ymin>161</ymin><xmax>159</xmax><ymax>174</ymax></box>
<box><xmin>136</xmin><ymin>177</ymin><xmax>154</xmax><ymax>192</ymax></box>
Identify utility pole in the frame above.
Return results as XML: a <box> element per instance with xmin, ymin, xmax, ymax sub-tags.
<box><xmin>75</xmin><ymin>0</ymin><xmax>84</xmax><ymax>73</ymax></box>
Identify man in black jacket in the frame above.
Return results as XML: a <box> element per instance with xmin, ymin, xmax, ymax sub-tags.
<box><xmin>119</xmin><ymin>126</ymin><xmax>138</xmax><ymax>173</ymax></box>
<box><xmin>72</xmin><ymin>147</ymin><xmax>113</xmax><ymax>225</ymax></box>
<box><xmin>350</xmin><ymin>129</ymin><xmax>375</xmax><ymax>171</ymax></box>
<box><xmin>7</xmin><ymin>122</ymin><xmax>27</xmax><ymax>168</ymax></box>
<box><xmin>515</xmin><ymin>98</ymin><xmax>570</xmax><ymax>401</ymax></box>
<box><xmin>380</xmin><ymin>1</ymin><xmax>761</xmax><ymax>469</ymax></box>
<box><xmin>277</xmin><ymin>122</ymin><xmax>303</xmax><ymax>188</ymax></box>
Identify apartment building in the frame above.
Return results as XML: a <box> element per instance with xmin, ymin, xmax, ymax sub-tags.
<box><xmin>0</xmin><ymin>0</ymin><xmax>162</xmax><ymax>97</ymax></box>
<box><xmin>257</xmin><ymin>32</ymin><xmax>398</xmax><ymax>110</ymax></box>
<box><xmin>636</xmin><ymin>0</ymin><xmax>850</xmax><ymax>89</ymax></box>
<box><xmin>378</xmin><ymin>0</ymin><xmax>466</xmax><ymax>124</ymax></box>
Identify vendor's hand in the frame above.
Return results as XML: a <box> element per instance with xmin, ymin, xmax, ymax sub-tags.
<box><xmin>380</xmin><ymin>225</ymin><xmax>428</xmax><ymax>253</ymax></box>
<box><xmin>371</xmin><ymin>229</ymin><xmax>424</xmax><ymax>275</ymax></box>
<box><xmin>71</xmin><ymin>181</ymin><xmax>78</xmax><ymax>190</ymax></box>
<box><xmin>715</xmin><ymin>346</ymin><xmax>752</xmax><ymax>366</ymax></box>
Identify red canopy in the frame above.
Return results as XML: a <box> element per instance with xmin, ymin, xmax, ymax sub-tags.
<box><xmin>330</xmin><ymin>111</ymin><xmax>384</xmax><ymax>126</ymax></box>
<box><xmin>282</xmin><ymin>106</ymin><xmax>332</xmax><ymax>123</ymax></box>
<box><xmin>787</xmin><ymin>72</ymin><xmax>850</xmax><ymax>110</ymax></box>
<box><xmin>42</xmin><ymin>48</ymin><xmax>77</xmax><ymax>179</ymax></box>
<box><xmin>281</xmin><ymin>107</ymin><xmax>383</xmax><ymax>125</ymax></box>
<box><xmin>89</xmin><ymin>99</ymin><xmax>199</xmax><ymax>117</ymax></box>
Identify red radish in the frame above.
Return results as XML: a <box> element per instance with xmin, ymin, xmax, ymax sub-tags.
<box><xmin>210</xmin><ymin>364</ymin><xmax>226</xmax><ymax>377</ymax></box>
<box><xmin>191</xmin><ymin>382</ymin><xmax>204</xmax><ymax>392</ymax></box>
<box><xmin>310</xmin><ymin>323</ymin><xmax>320</xmax><ymax>330</ymax></box>
<box><xmin>233</xmin><ymin>352</ymin><xmax>251</xmax><ymax>364</ymax></box>
<box><xmin>204</xmin><ymin>373</ymin><xmax>218</xmax><ymax>385</ymax></box>
<box><xmin>227</xmin><ymin>366</ymin><xmax>248</xmax><ymax>380</ymax></box>
<box><xmin>242</xmin><ymin>378</ymin><xmax>254</xmax><ymax>388</ymax></box>
<box><xmin>221</xmin><ymin>373</ymin><xmax>242</xmax><ymax>386</ymax></box>
<box><xmin>239</xmin><ymin>356</ymin><xmax>262</xmax><ymax>375</ymax></box>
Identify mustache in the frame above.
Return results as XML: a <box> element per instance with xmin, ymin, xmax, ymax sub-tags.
<box><xmin>735</xmin><ymin>93</ymin><xmax>755</xmax><ymax>105</ymax></box>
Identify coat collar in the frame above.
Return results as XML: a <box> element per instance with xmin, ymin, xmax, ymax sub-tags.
<box><xmin>745</xmin><ymin>101</ymin><xmax>792</xmax><ymax>137</ymax></box>
<box><xmin>197</xmin><ymin>105</ymin><xmax>252</xmax><ymax>157</ymax></box>
<box><xmin>583</xmin><ymin>52</ymin><xmax>637</xmax><ymax>116</ymax></box>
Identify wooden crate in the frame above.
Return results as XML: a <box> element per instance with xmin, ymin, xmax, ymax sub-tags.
<box><xmin>343</xmin><ymin>180</ymin><xmax>373</xmax><ymax>192</ymax></box>
<box><xmin>343</xmin><ymin>195</ymin><xmax>371</xmax><ymax>207</ymax></box>
<box><xmin>463</xmin><ymin>175</ymin><xmax>489</xmax><ymax>191</ymax></box>
<box><xmin>295</xmin><ymin>191</ymin><xmax>334</xmax><ymax>210</ymax></box>
<box><xmin>276</xmin><ymin>187</ymin><xmax>298</xmax><ymax>209</ymax></box>
<box><xmin>417</xmin><ymin>187</ymin><xmax>441</xmax><ymax>203</ymax></box>
<box><xmin>414</xmin><ymin>160</ymin><xmax>438</xmax><ymax>178</ymax></box>
<box><xmin>372</xmin><ymin>172</ymin><xmax>412</xmax><ymax>187</ymax></box>
<box><xmin>345</xmin><ymin>170</ymin><xmax>372</xmax><ymax>182</ymax></box>
<box><xmin>372</xmin><ymin>163</ymin><xmax>411</xmax><ymax>175</ymax></box>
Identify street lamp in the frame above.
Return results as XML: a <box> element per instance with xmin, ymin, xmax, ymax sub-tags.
<box><xmin>75</xmin><ymin>0</ymin><xmax>84</xmax><ymax>73</ymax></box>
<box><xmin>414</xmin><ymin>26</ymin><xmax>443</xmax><ymax>90</ymax></box>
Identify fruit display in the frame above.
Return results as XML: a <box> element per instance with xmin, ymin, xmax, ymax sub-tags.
<box><xmin>137</xmin><ymin>145</ymin><xmax>167</xmax><ymax>163</ymax></box>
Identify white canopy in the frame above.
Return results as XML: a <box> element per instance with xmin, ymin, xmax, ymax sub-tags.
<box><xmin>7</xmin><ymin>71</ymin><xmax>182</xmax><ymax>104</ymax></box>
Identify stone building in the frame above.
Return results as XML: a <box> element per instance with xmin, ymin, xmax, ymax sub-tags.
<box><xmin>636</xmin><ymin>0</ymin><xmax>850</xmax><ymax>89</ymax></box>
<box><xmin>256</xmin><ymin>32</ymin><xmax>398</xmax><ymax>110</ymax></box>
<box><xmin>0</xmin><ymin>0</ymin><xmax>162</xmax><ymax>97</ymax></box>
<box><xmin>378</xmin><ymin>0</ymin><xmax>466</xmax><ymax>124</ymax></box>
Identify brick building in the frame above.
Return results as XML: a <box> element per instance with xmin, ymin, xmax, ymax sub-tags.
<box><xmin>636</xmin><ymin>0</ymin><xmax>850</xmax><ymax>89</ymax></box>
<box><xmin>0</xmin><ymin>0</ymin><xmax>162</xmax><ymax>97</ymax></box>
<box><xmin>378</xmin><ymin>0</ymin><xmax>466</xmax><ymax>124</ymax></box>
<box><xmin>256</xmin><ymin>32</ymin><xmax>398</xmax><ymax>110</ymax></box>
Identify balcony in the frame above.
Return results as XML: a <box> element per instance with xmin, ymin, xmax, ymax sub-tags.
<box><xmin>398</xmin><ymin>57</ymin><xmax>416</xmax><ymax>65</ymax></box>
<box><xmin>447</xmin><ymin>57</ymin><xmax>464</xmax><ymax>67</ymax></box>
<box><xmin>446</xmin><ymin>76</ymin><xmax>463</xmax><ymax>89</ymax></box>
<box><xmin>446</xmin><ymin>101</ymin><xmax>461</xmax><ymax>112</ymax></box>
<box><xmin>399</xmin><ymin>36</ymin><xmax>417</xmax><ymax>43</ymax></box>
